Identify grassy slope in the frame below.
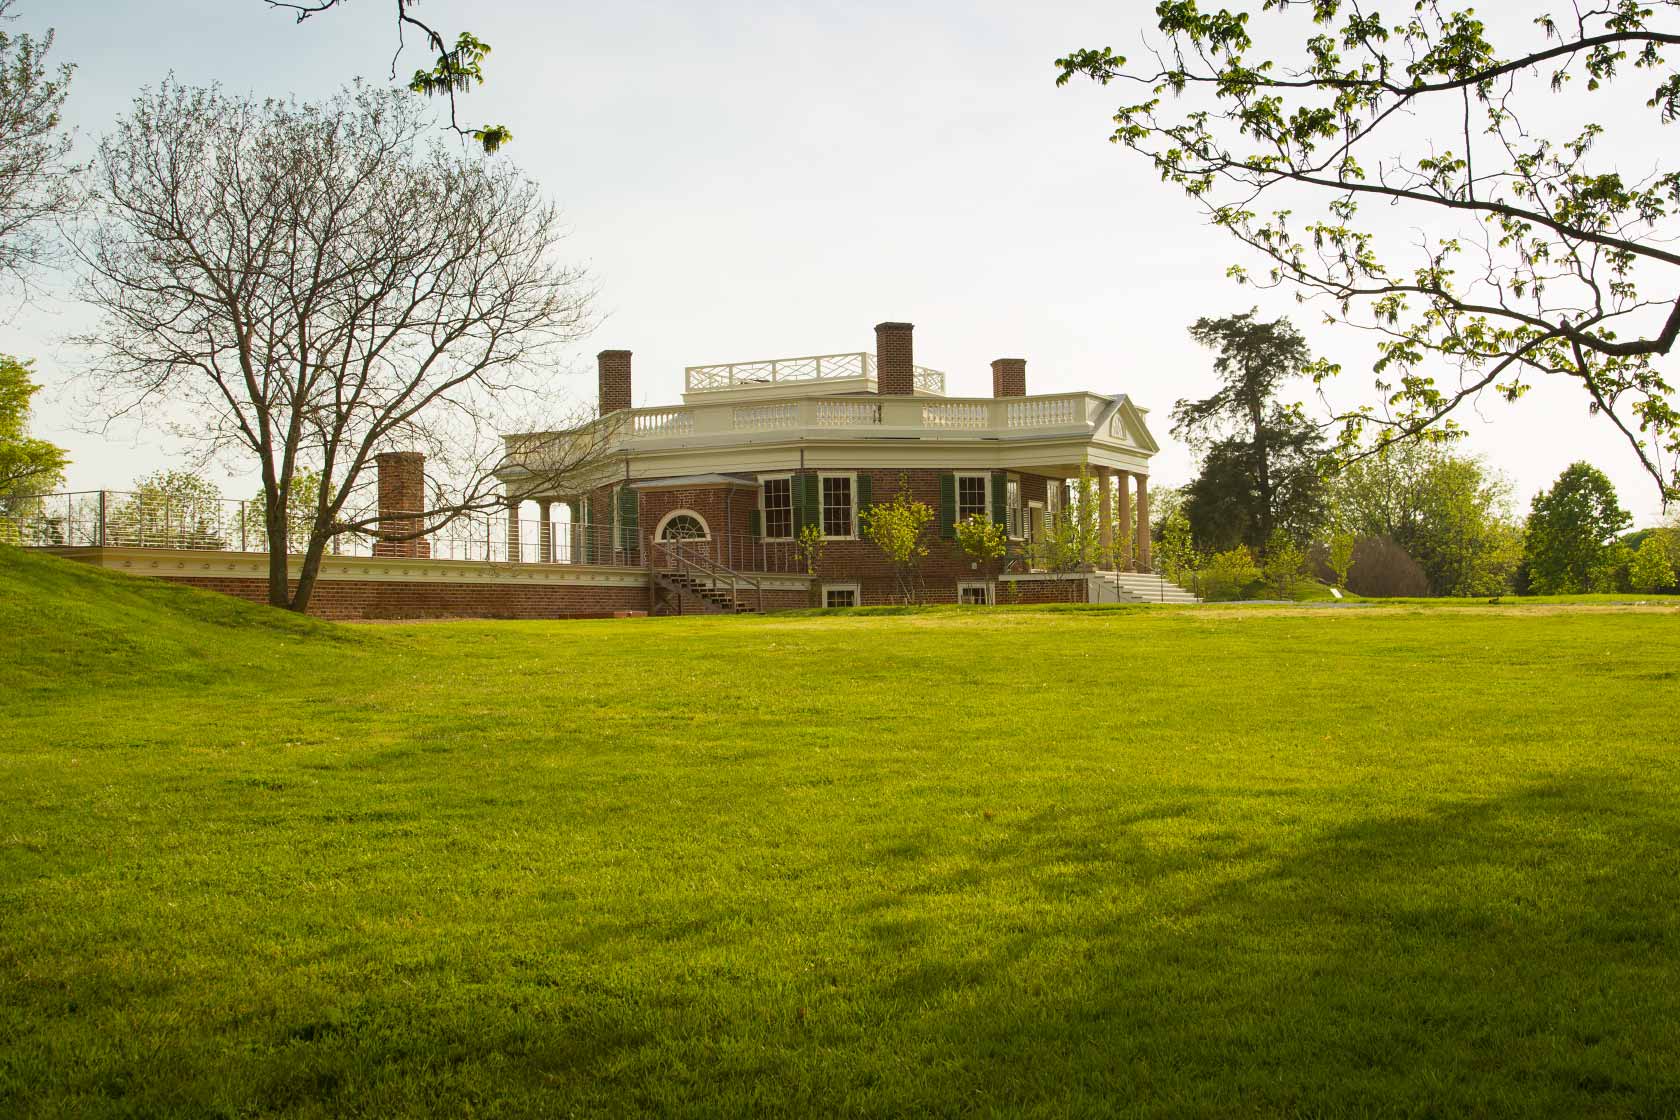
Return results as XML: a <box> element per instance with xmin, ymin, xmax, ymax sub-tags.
<box><xmin>3</xmin><ymin>548</ymin><xmax>1680</xmax><ymax>1118</ymax></box>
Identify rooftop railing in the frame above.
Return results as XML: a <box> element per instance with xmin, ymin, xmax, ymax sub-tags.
<box><xmin>684</xmin><ymin>351</ymin><xmax>946</xmax><ymax>395</ymax></box>
<box><xmin>634</xmin><ymin>391</ymin><xmax>1107</xmax><ymax>445</ymax></box>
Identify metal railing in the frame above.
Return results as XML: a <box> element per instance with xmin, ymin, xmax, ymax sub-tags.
<box><xmin>652</xmin><ymin>537</ymin><xmax>766</xmax><ymax>613</ymax></box>
<box><xmin>648</xmin><ymin>530</ymin><xmax>806</xmax><ymax>575</ymax></box>
<box><xmin>684</xmin><ymin>351</ymin><xmax>947</xmax><ymax>395</ymax></box>
<box><xmin>2</xmin><ymin>490</ymin><xmax>825</xmax><ymax>576</ymax></box>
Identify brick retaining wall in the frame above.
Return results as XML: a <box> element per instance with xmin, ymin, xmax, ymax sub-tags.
<box><xmin>160</xmin><ymin>573</ymin><xmax>652</xmax><ymax>621</ymax></box>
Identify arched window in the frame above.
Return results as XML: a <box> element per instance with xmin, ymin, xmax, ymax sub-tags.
<box><xmin>657</xmin><ymin>511</ymin><xmax>709</xmax><ymax>541</ymax></box>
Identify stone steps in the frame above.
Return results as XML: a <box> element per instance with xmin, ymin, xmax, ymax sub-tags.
<box><xmin>1095</xmin><ymin>572</ymin><xmax>1201</xmax><ymax>604</ymax></box>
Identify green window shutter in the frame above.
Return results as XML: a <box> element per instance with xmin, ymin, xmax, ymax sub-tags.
<box><xmin>990</xmin><ymin>470</ymin><xmax>1007</xmax><ymax>528</ymax></box>
<box><xmin>939</xmin><ymin>472</ymin><xmax>956</xmax><ymax>539</ymax></box>
<box><xmin>800</xmin><ymin>473</ymin><xmax>820</xmax><ymax>532</ymax></box>
<box><xmin>617</xmin><ymin>487</ymin><xmax>639</xmax><ymax>559</ymax></box>
<box><xmin>855</xmin><ymin>473</ymin><xmax>872</xmax><ymax>515</ymax></box>
<box><xmin>748</xmin><ymin>509</ymin><xmax>762</xmax><ymax>537</ymax></box>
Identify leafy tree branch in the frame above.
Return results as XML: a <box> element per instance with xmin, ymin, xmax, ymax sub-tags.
<box><xmin>1058</xmin><ymin>0</ymin><xmax>1680</xmax><ymax>500</ymax></box>
<box><xmin>263</xmin><ymin>0</ymin><xmax>512</xmax><ymax>152</ymax></box>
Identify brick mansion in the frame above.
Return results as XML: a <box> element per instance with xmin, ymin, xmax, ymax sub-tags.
<box><xmin>36</xmin><ymin>320</ymin><xmax>1196</xmax><ymax>618</ymax></box>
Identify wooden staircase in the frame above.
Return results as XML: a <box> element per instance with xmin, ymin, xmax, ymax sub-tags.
<box><xmin>653</xmin><ymin>569</ymin><xmax>757</xmax><ymax>614</ymax></box>
<box><xmin>650</xmin><ymin>540</ymin><xmax>767</xmax><ymax>615</ymax></box>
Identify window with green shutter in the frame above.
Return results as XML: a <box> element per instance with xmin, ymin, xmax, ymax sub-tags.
<box><xmin>855</xmin><ymin>472</ymin><xmax>872</xmax><ymax>515</ymax></box>
<box><xmin>990</xmin><ymin>470</ymin><xmax>1008</xmax><ymax>528</ymax></box>
<box><xmin>939</xmin><ymin>472</ymin><xmax>957</xmax><ymax>539</ymax></box>
<box><xmin>748</xmin><ymin>509</ymin><xmax>762</xmax><ymax>537</ymax></box>
<box><xmin>796</xmin><ymin>472</ymin><xmax>820</xmax><ymax>533</ymax></box>
<box><xmin>617</xmin><ymin>487</ymin><xmax>639</xmax><ymax>560</ymax></box>
<box><xmin>760</xmin><ymin>476</ymin><xmax>793</xmax><ymax>539</ymax></box>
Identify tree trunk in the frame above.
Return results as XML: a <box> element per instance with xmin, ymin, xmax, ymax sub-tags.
<box><xmin>265</xmin><ymin>504</ymin><xmax>292</xmax><ymax>609</ymax></box>
<box><xmin>288</xmin><ymin>532</ymin><xmax>334</xmax><ymax>614</ymax></box>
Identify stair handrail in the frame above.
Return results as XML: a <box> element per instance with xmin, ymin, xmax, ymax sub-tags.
<box><xmin>653</xmin><ymin>537</ymin><xmax>765</xmax><ymax>613</ymax></box>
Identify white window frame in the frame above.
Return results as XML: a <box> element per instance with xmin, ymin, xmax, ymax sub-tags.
<box><xmin>955</xmin><ymin>471</ymin><xmax>991</xmax><ymax>524</ymax></box>
<box><xmin>818</xmin><ymin>471</ymin><xmax>857</xmax><ymax>540</ymax></box>
<box><xmin>1026</xmin><ymin>499</ymin><xmax>1045</xmax><ymax>544</ymax></box>
<box><xmin>654</xmin><ymin>509</ymin><xmax>711</xmax><ymax>541</ymax></box>
<box><xmin>957</xmin><ymin>581</ymin><xmax>992</xmax><ymax>605</ymax></box>
<box><xmin>759</xmin><ymin>472</ymin><xmax>794</xmax><ymax>541</ymax></box>
<box><xmin>821</xmin><ymin>582</ymin><xmax>861</xmax><ymax>608</ymax></box>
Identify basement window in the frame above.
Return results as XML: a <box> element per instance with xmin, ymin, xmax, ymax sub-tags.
<box><xmin>822</xmin><ymin>583</ymin><xmax>859</xmax><ymax>608</ymax></box>
<box><xmin>958</xmin><ymin>582</ymin><xmax>991</xmax><ymax>605</ymax></box>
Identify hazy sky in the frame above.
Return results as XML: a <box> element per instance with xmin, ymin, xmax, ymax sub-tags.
<box><xmin>12</xmin><ymin>0</ymin><xmax>1675</xmax><ymax>524</ymax></box>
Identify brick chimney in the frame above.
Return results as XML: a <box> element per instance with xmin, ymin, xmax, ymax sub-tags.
<box><xmin>991</xmin><ymin>358</ymin><xmax>1026</xmax><ymax>398</ymax></box>
<box><xmin>875</xmin><ymin>322</ymin><xmax>914</xmax><ymax>396</ymax></box>
<box><xmin>598</xmin><ymin>349</ymin><xmax>632</xmax><ymax>415</ymax></box>
<box><xmin>373</xmin><ymin>451</ymin><xmax>431</xmax><ymax>558</ymax></box>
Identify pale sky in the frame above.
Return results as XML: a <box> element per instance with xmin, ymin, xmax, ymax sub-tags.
<box><xmin>11</xmin><ymin>0</ymin><xmax>1675</xmax><ymax>525</ymax></box>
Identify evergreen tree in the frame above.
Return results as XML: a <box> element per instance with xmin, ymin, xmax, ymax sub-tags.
<box><xmin>1174</xmin><ymin>310</ymin><xmax>1327</xmax><ymax>552</ymax></box>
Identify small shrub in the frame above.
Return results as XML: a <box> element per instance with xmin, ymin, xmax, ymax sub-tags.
<box><xmin>1200</xmin><ymin>546</ymin><xmax>1260</xmax><ymax>601</ymax></box>
<box><xmin>954</xmin><ymin>513</ymin><xmax>1007</xmax><ymax>571</ymax></box>
<box><xmin>860</xmin><ymin>478</ymin><xmax>934</xmax><ymax>604</ymax></box>
<box><xmin>1346</xmin><ymin>535</ymin><xmax>1429</xmax><ymax>598</ymax></box>
<box><xmin>1327</xmin><ymin>532</ymin><xmax>1356</xmax><ymax>589</ymax></box>
<box><xmin>1262</xmin><ymin>530</ymin><xmax>1307</xmax><ymax>599</ymax></box>
<box><xmin>1629</xmin><ymin>535</ymin><xmax>1677</xmax><ymax>592</ymax></box>
<box><xmin>795</xmin><ymin>523</ymin><xmax>825</xmax><ymax>577</ymax></box>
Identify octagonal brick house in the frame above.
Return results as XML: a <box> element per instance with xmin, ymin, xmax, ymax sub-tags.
<box><xmin>497</xmin><ymin>320</ymin><xmax>1195</xmax><ymax>612</ymax></box>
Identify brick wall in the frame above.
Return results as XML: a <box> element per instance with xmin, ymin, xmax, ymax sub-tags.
<box><xmin>597</xmin><ymin>350</ymin><xmax>632</xmax><ymax>415</ymax></box>
<box><xmin>991</xmin><ymin>358</ymin><xmax>1026</xmax><ymax>398</ymax></box>
<box><xmin>747</xmin><ymin>467</ymin><xmax>1064</xmax><ymax>606</ymax></box>
<box><xmin>875</xmin><ymin>322</ymin><xmax>915</xmax><ymax>396</ymax></box>
<box><xmin>636</xmin><ymin>482</ymin><xmax>756</xmax><ymax>569</ymax></box>
<box><xmin>997</xmin><ymin>576</ymin><xmax>1088</xmax><ymax>605</ymax></box>
<box><xmin>373</xmin><ymin>451</ymin><xmax>431</xmax><ymax>559</ymax></box>
<box><xmin>159</xmin><ymin>574</ymin><xmax>651</xmax><ymax>621</ymax></box>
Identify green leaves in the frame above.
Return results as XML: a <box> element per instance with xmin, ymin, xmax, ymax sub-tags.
<box><xmin>0</xmin><ymin>354</ymin><xmax>68</xmax><ymax>509</ymax></box>
<box><xmin>1056</xmin><ymin>0</ymin><xmax>1680</xmax><ymax>499</ymax></box>
<box><xmin>274</xmin><ymin>4</ymin><xmax>513</xmax><ymax>154</ymax></box>
<box><xmin>1523</xmin><ymin>461</ymin><xmax>1634</xmax><ymax>593</ymax></box>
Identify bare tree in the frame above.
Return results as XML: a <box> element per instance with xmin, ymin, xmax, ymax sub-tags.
<box><xmin>80</xmin><ymin>82</ymin><xmax>605</xmax><ymax>613</ymax></box>
<box><xmin>263</xmin><ymin>0</ymin><xmax>511</xmax><ymax>153</ymax></box>
<box><xmin>1058</xmin><ymin>2</ymin><xmax>1680</xmax><ymax>502</ymax></box>
<box><xmin>0</xmin><ymin>0</ymin><xmax>77</xmax><ymax>293</ymax></box>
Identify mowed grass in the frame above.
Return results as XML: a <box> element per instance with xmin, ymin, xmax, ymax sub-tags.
<box><xmin>2</xmin><ymin>548</ymin><xmax>1679</xmax><ymax>1118</ymax></box>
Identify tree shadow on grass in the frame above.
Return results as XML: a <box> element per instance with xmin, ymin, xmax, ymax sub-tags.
<box><xmin>22</xmin><ymin>778</ymin><xmax>1679</xmax><ymax>1118</ymax></box>
<box><xmin>831</xmin><ymin>776</ymin><xmax>1680</xmax><ymax>1117</ymax></box>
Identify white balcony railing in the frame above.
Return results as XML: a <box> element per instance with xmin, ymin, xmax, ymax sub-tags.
<box><xmin>600</xmin><ymin>392</ymin><xmax>1112</xmax><ymax>446</ymax></box>
<box><xmin>685</xmin><ymin>351</ymin><xmax>947</xmax><ymax>395</ymax></box>
<box><xmin>631</xmin><ymin>408</ymin><xmax>695</xmax><ymax>436</ymax></box>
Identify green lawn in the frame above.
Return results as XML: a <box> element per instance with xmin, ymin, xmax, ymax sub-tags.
<box><xmin>3</xmin><ymin>547</ymin><xmax>1679</xmax><ymax>1118</ymax></box>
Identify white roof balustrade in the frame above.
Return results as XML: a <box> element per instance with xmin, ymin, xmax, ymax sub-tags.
<box><xmin>500</xmin><ymin>391</ymin><xmax>1156</xmax><ymax>484</ymax></box>
<box><xmin>683</xmin><ymin>352</ymin><xmax>946</xmax><ymax>396</ymax></box>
